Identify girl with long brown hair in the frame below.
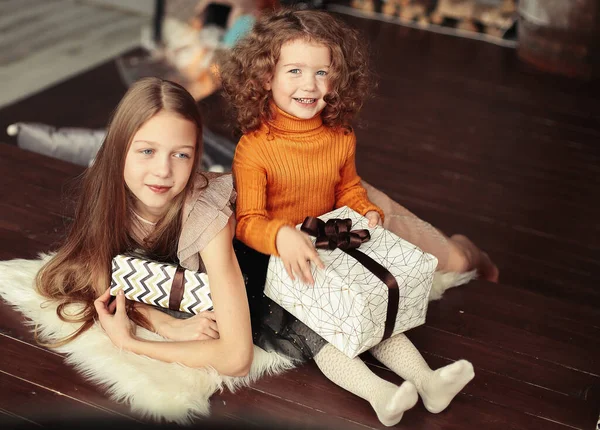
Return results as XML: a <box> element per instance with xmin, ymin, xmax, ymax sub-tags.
<box><xmin>36</xmin><ymin>77</ymin><xmax>253</xmax><ymax>376</ymax></box>
<box><xmin>220</xmin><ymin>9</ymin><xmax>496</xmax><ymax>425</ymax></box>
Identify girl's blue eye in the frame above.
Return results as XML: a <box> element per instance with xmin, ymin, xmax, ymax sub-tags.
<box><xmin>316</xmin><ymin>70</ymin><xmax>328</xmax><ymax>76</ymax></box>
<box><xmin>174</xmin><ymin>153</ymin><xmax>191</xmax><ymax>159</ymax></box>
<box><xmin>289</xmin><ymin>69</ymin><xmax>301</xmax><ymax>74</ymax></box>
<box><xmin>141</xmin><ymin>149</ymin><xmax>153</xmax><ymax>155</ymax></box>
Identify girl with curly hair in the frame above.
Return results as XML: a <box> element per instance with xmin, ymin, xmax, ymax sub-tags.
<box><xmin>221</xmin><ymin>9</ymin><xmax>496</xmax><ymax>425</ymax></box>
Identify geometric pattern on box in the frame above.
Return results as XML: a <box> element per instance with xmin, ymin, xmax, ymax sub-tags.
<box><xmin>265</xmin><ymin>206</ymin><xmax>438</xmax><ymax>358</ymax></box>
<box><xmin>110</xmin><ymin>254</ymin><xmax>212</xmax><ymax>315</ymax></box>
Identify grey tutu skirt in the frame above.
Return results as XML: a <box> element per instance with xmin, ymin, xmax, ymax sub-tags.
<box><xmin>157</xmin><ymin>240</ymin><xmax>327</xmax><ymax>362</ymax></box>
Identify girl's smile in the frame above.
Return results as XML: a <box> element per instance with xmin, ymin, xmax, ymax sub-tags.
<box><xmin>147</xmin><ymin>185</ymin><xmax>173</xmax><ymax>194</ymax></box>
<box><xmin>266</xmin><ymin>39</ymin><xmax>331</xmax><ymax>120</ymax></box>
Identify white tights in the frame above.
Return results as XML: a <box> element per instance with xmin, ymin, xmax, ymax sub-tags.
<box><xmin>313</xmin><ymin>333</ymin><xmax>474</xmax><ymax>426</ymax></box>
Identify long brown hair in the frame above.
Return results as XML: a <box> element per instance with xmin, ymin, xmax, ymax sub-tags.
<box><xmin>219</xmin><ymin>8</ymin><xmax>372</xmax><ymax>133</ymax></box>
<box><xmin>35</xmin><ymin>77</ymin><xmax>203</xmax><ymax>347</ymax></box>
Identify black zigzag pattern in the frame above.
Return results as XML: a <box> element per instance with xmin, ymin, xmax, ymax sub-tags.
<box><xmin>152</xmin><ymin>264</ymin><xmax>172</xmax><ymax>306</ymax></box>
<box><xmin>184</xmin><ymin>273</ymin><xmax>207</xmax><ymax>313</ymax></box>
<box><xmin>135</xmin><ymin>261</ymin><xmax>154</xmax><ymax>303</ymax></box>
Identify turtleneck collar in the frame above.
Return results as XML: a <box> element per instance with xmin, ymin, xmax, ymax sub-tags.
<box><xmin>266</xmin><ymin>102</ymin><xmax>323</xmax><ymax>134</ymax></box>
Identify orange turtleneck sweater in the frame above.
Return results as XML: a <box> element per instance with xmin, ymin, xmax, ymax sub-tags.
<box><xmin>232</xmin><ymin>106</ymin><xmax>383</xmax><ymax>256</ymax></box>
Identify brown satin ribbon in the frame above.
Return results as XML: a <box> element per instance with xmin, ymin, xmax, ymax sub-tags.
<box><xmin>301</xmin><ymin>217</ymin><xmax>399</xmax><ymax>341</ymax></box>
<box><xmin>169</xmin><ymin>266</ymin><xmax>186</xmax><ymax>311</ymax></box>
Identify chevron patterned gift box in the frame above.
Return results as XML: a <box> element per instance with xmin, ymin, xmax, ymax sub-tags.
<box><xmin>264</xmin><ymin>206</ymin><xmax>438</xmax><ymax>359</ymax></box>
<box><xmin>110</xmin><ymin>255</ymin><xmax>212</xmax><ymax>314</ymax></box>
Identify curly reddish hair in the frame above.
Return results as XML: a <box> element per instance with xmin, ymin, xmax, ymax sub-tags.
<box><xmin>220</xmin><ymin>9</ymin><xmax>372</xmax><ymax>133</ymax></box>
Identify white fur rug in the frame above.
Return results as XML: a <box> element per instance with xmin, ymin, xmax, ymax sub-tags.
<box><xmin>0</xmin><ymin>255</ymin><xmax>294</xmax><ymax>424</ymax></box>
<box><xmin>0</xmin><ymin>254</ymin><xmax>474</xmax><ymax>423</ymax></box>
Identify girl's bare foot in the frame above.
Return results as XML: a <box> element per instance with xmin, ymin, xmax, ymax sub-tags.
<box><xmin>450</xmin><ymin>234</ymin><xmax>499</xmax><ymax>282</ymax></box>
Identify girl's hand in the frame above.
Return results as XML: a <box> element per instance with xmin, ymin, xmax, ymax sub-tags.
<box><xmin>365</xmin><ymin>211</ymin><xmax>383</xmax><ymax>228</ymax></box>
<box><xmin>161</xmin><ymin>311</ymin><xmax>220</xmax><ymax>342</ymax></box>
<box><xmin>94</xmin><ymin>288</ymin><xmax>136</xmax><ymax>349</ymax></box>
<box><xmin>276</xmin><ymin>226</ymin><xmax>325</xmax><ymax>285</ymax></box>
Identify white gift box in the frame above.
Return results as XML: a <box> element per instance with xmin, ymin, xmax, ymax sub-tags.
<box><xmin>264</xmin><ymin>206</ymin><xmax>438</xmax><ymax>358</ymax></box>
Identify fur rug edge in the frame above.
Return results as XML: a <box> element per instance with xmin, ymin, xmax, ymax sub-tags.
<box><xmin>0</xmin><ymin>255</ymin><xmax>292</xmax><ymax>424</ymax></box>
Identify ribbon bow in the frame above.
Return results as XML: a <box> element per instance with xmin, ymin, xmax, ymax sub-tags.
<box><xmin>301</xmin><ymin>217</ymin><xmax>371</xmax><ymax>251</ymax></box>
<box><xmin>300</xmin><ymin>216</ymin><xmax>400</xmax><ymax>341</ymax></box>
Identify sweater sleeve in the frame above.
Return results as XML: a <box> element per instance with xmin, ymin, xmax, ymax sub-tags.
<box><xmin>335</xmin><ymin>132</ymin><xmax>385</xmax><ymax>221</ymax></box>
<box><xmin>232</xmin><ymin>136</ymin><xmax>292</xmax><ymax>256</ymax></box>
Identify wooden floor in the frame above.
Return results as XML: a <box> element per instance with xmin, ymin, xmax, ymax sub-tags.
<box><xmin>1</xmin><ymin>12</ymin><xmax>599</xmax><ymax>430</ymax></box>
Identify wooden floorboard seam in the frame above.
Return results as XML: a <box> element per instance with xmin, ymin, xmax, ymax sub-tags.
<box><xmin>248</xmin><ymin>386</ymin><xmax>376</xmax><ymax>428</ymax></box>
<box><xmin>0</xmin><ymin>332</ymin><xmax>64</xmax><ymax>359</ymax></box>
<box><xmin>417</xmin><ymin>324</ymin><xmax>598</xmax><ymax>379</ymax></box>
<box><xmin>0</xmin><ymin>369</ymin><xmax>127</xmax><ymax>419</ymax></box>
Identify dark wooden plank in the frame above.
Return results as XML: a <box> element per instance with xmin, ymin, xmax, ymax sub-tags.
<box><xmin>243</xmin><ymin>362</ymin><xmax>385</xmax><ymax>429</ymax></box>
<box><xmin>0</xmin><ymin>408</ymin><xmax>39</xmax><ymax>429</ymax></box>
<box><xmin>357</xmin><ymin>128</ymin><xmax>600</xmax><ymax>228</ymax></box>
<box><xmin>0</xmin><ymin>333</ymin><xmax>139</xmax><ymax>421</ymax></box>
<box><xmin>0</xmin><ymin>159</ymin><xmax>83</xmax><ymax>200</ymax></box>
<box><xmin>366</xmin><ymin>352</ymin><xmax>599</xmax><ymax>430</ymax></box>
<box><xmin>0</xmin><ymin>202</ymin><xmax>69</xmax><ymax>238</ymax></box>
<box><xmin>242</xmin><ymin>324</ymin><xmax>598</xmax><ymax>429</ymax></box>
<box><xmin>408</xmin><ymin>326</ymin><xmax>600</xmax><ymax>404</ymax></box>
<box><xmin>436</xmin><ymin>280</ymin><xmax>600</xmax><ymax>337</ymax></box>
<box><xmin>359</xmin><ymin>126</ymin><xmax>600</xmax><ymax>203</ymax></box>
<box><xmin>0</xmin><ymin>298</ymin><xmax>138</xmax><ymax>420</ymax></box>
<box><xmin>1</xmin><ymin>182</ymin><xmax>75</xmax><ymax>222</ymax></box>
<box><xmin>424</xmin><ymin>289</ymin><xmax>598</xmax><ymax>376</ymax></box>
<box><xmin>0</xmin><ymin>140</ymin><xmax>85</xmax><ymax>177</ymax></box>
<box><xmin>0</xmin><ymin>297</ymin><xmax>37</xmax><ymax>340</ymax></box>
<box><xmin>225</xmin><ymin>359</ymin><xmax>577</xmax><ymax>430</ymax></box>
<box><xmin>0</xmin><ymin>228</ymin><xmax>59</xmax><ymax>260</ymax></box>
<box><xmin>370</xmin><ymin>77</ymin><xmax>600</xmax><ymax>138</ymax></box>
<box><xmin>362</xmin><ymin>164</ymin><xmax>600</xmax><ymax>232</ymax></box>
<box><xmin>379</xmin><ymin>198</ymin><xmax>600</xmax><ymax>308</ymax></box>
<box><xmin>211</xmin><ymin>386</ymin><xmax>375</xmax><ymax>430</ymax></box>
<box><xmin>491</xmin><ymin>258</ymin><xmax>600</xmax><ymax>308</ymax></box>
<box><xmin>0</xmin><ymin>370</ymin><xmax>118</xmax><ymax>423</ymax></box>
